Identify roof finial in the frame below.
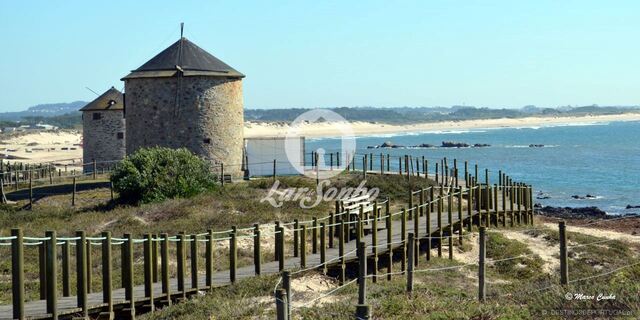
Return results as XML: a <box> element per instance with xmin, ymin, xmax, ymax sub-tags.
<box><xmin>180</xmin><ymin>22</ymin><xmax>184</xmax><ymax>39</ymax></box>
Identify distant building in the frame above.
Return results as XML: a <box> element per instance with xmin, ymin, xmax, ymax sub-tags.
<box><xmin>121</xmin><ymin>36</ymin><xmax>245</xmax><ymax>176</ymax></box>
<box><xmin>79</xmin><ymin>87</ymin><xmax>125</xmax><ymax>170</ymax></box>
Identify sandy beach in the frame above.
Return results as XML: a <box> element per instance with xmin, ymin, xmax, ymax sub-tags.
<box><xmin>244</xmin><ymin>113</ymin><xmax>640</xmax><ymax>138</ymax></box>
<box><xmin>2</xmin><ymin>113</ymin><xmax>639</xmax><ymax>164</ymax></box>
<box><xmin>0</xmin><ymin>131</ymin><xmax>82</xmax><ymax>164</ymax></box>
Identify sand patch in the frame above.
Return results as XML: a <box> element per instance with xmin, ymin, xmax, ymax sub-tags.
<box><xmin>494</xmin><ymin>229</ymin><xmax>559</xmax><ymax>273</ymax></box>
<box><xmin>542</xmin><ymin>223</ymin><xmax>640</xmax><ymax>244</ymax></box>
<box><xmin>289</xmin><ymin>273</ymin><xmax>340</xmax><ymax>308</ymax></box>
<box><xmin>428</xmin><ymin>232</ymin><xmax>478</xmax><ymax>265</ymax></box>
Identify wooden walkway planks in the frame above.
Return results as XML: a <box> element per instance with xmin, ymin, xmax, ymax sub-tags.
<box><xmin>0</xmin><ymin>200</ymin><xmax>483</xmax><ymax>320</ymax></box>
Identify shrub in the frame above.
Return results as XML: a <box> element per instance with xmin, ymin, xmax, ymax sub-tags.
<box><xmin>111</xmin><ymin>147</ymin><xmax>216</xmax><ymax>203</ymax></box>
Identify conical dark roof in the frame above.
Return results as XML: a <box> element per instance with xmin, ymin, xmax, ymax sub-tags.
<box><xmin>122</xmin><ymin>37</ymin><xmax>244</xmax><ymax>79</ymax></box>
<box><xmin>79</xmin><ymin>87</ymin><xmax>123</xmax><ymax>111</ymax></box>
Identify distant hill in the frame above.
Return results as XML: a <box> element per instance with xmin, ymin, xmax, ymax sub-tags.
<box><xmin>245</xmin><ymin>105</ymin><xmax>640</xmax><ymax>124</ymax></box>
<box><xmin>0</xmin><ymin>101</ymin><xmax>87</xmax><ymax>121</ymax></box>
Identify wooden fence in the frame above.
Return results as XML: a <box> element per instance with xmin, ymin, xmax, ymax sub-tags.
<box><xmin>0</xmin><ymin>155</ymin><xmax>534</xmax><ymax>319</ymax></box>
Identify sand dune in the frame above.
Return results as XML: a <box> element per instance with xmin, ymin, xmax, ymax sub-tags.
<box><xmin>244</xmin><ymin>113</ymin><xmax>640</xmax><ymax>138</ymax></box>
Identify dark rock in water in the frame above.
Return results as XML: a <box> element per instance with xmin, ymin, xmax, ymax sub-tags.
<box><xmin>367</xmin><ymin>145</ymin><xmax>378</xmax><ymax>149</ymax></box>
<box><xmin>412</xmin><ymin>143</ymin><xmax>435</xmax><ymax>148</ymax></box>
<box><xmin>473</xmin><ymin>143</ymin><xmax>491</xmax><ymax>147</ymax></box>
<box><xmin>441</xmin><ymin>141</ymin><xmax>469</xmax><ymax>148</ymax></box>
<box><xmin>380</xmin><ymin>141</ymin><xmax>394</xmax><ymax>148</ymax></box>
<box><xmin>627</xmin><ymin>205</ymin><xmax>640</xmax><ymax>209</ymax></box>
<box><xmin>536</xmin><ymin>196</ymin><xmax>550</xmax><ymax>199</ymax></box>
<box><xmin>378</xmin><ymin>141</ymin><xmax>405</xmax><ymax>148</ymax></box>
<box><xmin>529</xmin><ymin>144</ymin><xmax>545</xmax><ymax>148</ymax></box>
<box><xmin>536</xmin><ymin>206</ymin><xmax>607</xmax><ymax>219</ymax></box>
<box><xmin>572</xmin><ymin>194</ymin><xmax>597</xmax><ymax>200</ymax></box>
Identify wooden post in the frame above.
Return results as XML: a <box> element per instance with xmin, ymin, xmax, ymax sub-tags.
<box><xmin>320</xmin><ymin>223</ymin><xmax>326</xmax><ymax>269</ymax></box>
<box><xmin>45</xmin><ymin>231</ymin><xmax>58</xmax><ymax>319</ymax></box>
<box><xmin>124</xmin><ymin>234</ymin><xmax>135</xmax><ymax>315</ymax></box>
<box><xmin>372</xmin><ymin>207</ymin><xmax>378</xmax><ymax>282</ymax></box>
<box><xmin>86</xmin><ymin>241</ymin><xmax>92</xmax><ymax>293</ymax></box>
<box><xmin>386</xmin><ymin>212</ymin><xmax>392</xmax><ymax>281</ymax></box>
<box><xmin>293</xmin><ymin>219</ymin><xmax>299</xmax><ymax>257</ymax></box>
<box><xmin>339</xmin><ymin>220</ymin><xmax>346</xmax><ymax>284</ymax></box>
<box><xmin>28</xmin><ymin>174</ymin><xmax>33</xmax><ymax>210</ymax></box>
<box><xmin>278</xmin><ymin>226</ymin><xmax>285</xmax><ymax>272</ymax></box>
<box><xmin>363</xmin><ymin>154</ymin><xmax>367</xmax><ymax>179</ymax></box>
<box><xmin>401</xmin><ymin>208</ymin><xmax>407</xmax><ymax>273</ymax></box>
<box><xmin>478</xmin><ymin>227</ymin><xmax>486</xmax><ymax>302</ymax></box>
<box><xmin>437</xmin><ymin>196</ymin><xmax>443</xmax><ymax>257</ymax></box>
<box><xmin>312</xmin><ymin>217</ymin><xmax>318</xmax><ymax>254</ymax></box>
<box><xmin>189</xmin><ymin>234</ymin><xmax>198</xmax><ymax>291</ymax></box>
<box><xmin>76</xmin><ymin>231</ymin><xmax>88</xmax><ymax>317</ymax></box>
<box><xmin>407</xmin><ymin>233</ymin><xmax>415</xmax><ymax>293</ymax></box>
<box><xmin>329</xmin><ymin>209</ymin><xmax>335</xmax><ymax>249</ymax></box>
<box><xmin>559</xmin><ymin>221</ymin><xmax>568</xmax><ymax>285</ymax></box>
<box><xmin>300</xmin><ymin>225</ymin><xmax>307</xmax><ymax>268</ymax></box>
<box><xmin>413</xmin><ymin>205</ymin><xmax>419</xmax><ymax>266</ymax></box>
<box><xmin>254</xmin><ymin>224</ymin><xmax>261</xmax><ymax>275</ymax></box>
<box><xmin>152</xmin><ymin>235</ymin><xmax>159</xmax><ymax>283</ymax></box>
<box><xmin>144</xmin><ymin>233</ymin><xmax>155</xmax><ymax>311</ymax></box>
<box><xmin>275</xmin><ymin>221</ymin><xmax>281</xmax><ymax>260</ymax></box>
<box><xmin>273</xmin><ymin>159</ymin><xmax>277</xmax><ymax>181</ymax></box>
<box><xmin>177</xmin><ymin>233</ymin><xmax>186</xmax><ymax>299</ymax></box>
<box><xmin>458</xmin><ymin>187</ymin><xmax>463</xmax><ymax>245</ymax></box>
<box><xmin>205</xmin><ymin>230</ymin><xmax>214</xmax><ymax>289</ymax></box>
<box><xmin>448</xmin><ymin>195</ymin><xmax>453</xmax><ymax>260</ymax></box>
<box><xmin>275</xmin><ymin>288</ymin><xmax>288</xmax><ymax>320</ymax></box>
<box><xmin>62</xmin><ymin>240</ymin><xmax>71</xmax><ymax>297</ymax></box>
<box><xmin>408</xmin><ymin>191</ymin><xmax>413</xmax><ymax>220</ymax></box>
<box><xmin>230</xmin><ymin>229</ymin><xmax>237</xmax><ymax>283</ymax></box>
<box><xmin>529</xmin><ymin>186</ymin><xmax>534</xmax><ymax>225</ymax></box>
<box><xmin>509</xmin><ymin>185</ymin><xmax>515</xmax><ymax>227</ymax></box>
<box><xmin>502</xmin><ymin>186</ymin><xmax>507</xmax><ymax>227</ymax></box>
<box><xmin>283</xmin><ymin>270</ymin><xmax>292</xmax><ymax>319</ymax></box>
<box><xmin>435</xmin><ymin>162</ymin><xmax>439</xmax><ymax>184</ymax></box>
<box><xmin>467</xmin><ymin>186</ymin><xmax>473</xmax><ymax>232</ymax></box>
<box><xmin>72</xmin><ymin>177</ymin><xmax>76</xmax><ymax>206</ymax></box>
<box><xmin>92</xmin><ymin>159</ymin><xmax>97</xmax><ymax>180</ymax></box>
<box><xmin>485</xmin><ymin>185</ymin><xmax>491</xmax><ymax>227</ymax></box>
<box><xmin>161</xmin><ymin>233</ymin><xmax>171</xmax><ymax>303</ymax></box>
<box><xmin>101</xmin><ymin>232</ymin><xmax>113</xmax><ymax>317</ymax></box>
<box><xmin>11</xmin><ymin>229</ymin><xmax>24</xmax><ymax>320</ymax></box>
<box><xmin>426</xmin><ymin>189</ymin><xmax>432</xmax><ymax>261</ymax></box>
<box><xmin>357</xmin><ymin>241</ymin><xmax>367</xmax><ymax>305</ymax></box>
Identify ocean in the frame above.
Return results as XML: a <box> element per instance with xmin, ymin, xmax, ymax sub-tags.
<box><xmin>305</xmin><ymin>120</ymin><xmax>640</xmax><ymax>215</ymax></box>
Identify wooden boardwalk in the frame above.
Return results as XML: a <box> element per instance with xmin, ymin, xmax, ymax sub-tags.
<box><xmin>0</xmin><ymin>168</ymin><xmax>533</xmax><ymax>319</ymax></box>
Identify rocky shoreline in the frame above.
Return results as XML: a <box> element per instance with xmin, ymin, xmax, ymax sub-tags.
<box><xmin>534</xmin><ymin>204</ymin><xmax>639</xmax><ymax>220</ymax></box>
<box><xmin>367</xmin><ymin>141</ymin><xmax>492</xmax><ymax>149</ymax></box>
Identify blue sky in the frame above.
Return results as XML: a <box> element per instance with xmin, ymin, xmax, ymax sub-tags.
<box><xmin>0</xmin><ymin>1</ymin><xmax>638</xmax><ymax>111</ymax></box>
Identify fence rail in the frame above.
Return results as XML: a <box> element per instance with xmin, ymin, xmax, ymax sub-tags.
<box><xmin>0</xmin><ymin>154</ymin><xmax>539</xmax><ymax>319</ymax></box>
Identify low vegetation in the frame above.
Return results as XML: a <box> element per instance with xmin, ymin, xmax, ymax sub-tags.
<box><xmin>111</xmin><ymin>147</ymin><xmax>217</xmax><ymax>203</ymax></box>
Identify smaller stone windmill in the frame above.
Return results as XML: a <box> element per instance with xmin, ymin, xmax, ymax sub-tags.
<box><xmin>79</xmin><ymin>87</ymin><xmax>126</xmax><ymax>171</ymax></box>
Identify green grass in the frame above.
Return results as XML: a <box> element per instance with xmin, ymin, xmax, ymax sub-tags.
<box><xmin>141</xmin><ymin>226</ymin><xmax>640</xmax><ymax>319</ymax></box>
<box><xmin>0</xmin><ymin>172</ymin><xmax>433</xmax><ymax>305</ymax></box>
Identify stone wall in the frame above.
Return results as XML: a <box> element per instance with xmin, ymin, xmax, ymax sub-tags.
<box><xmin>124</xmin><ymin>76</ymin><xmax>244</xmax><ymax>176</ymax></box>
<box><xmin>82</xmin><ymin>110</ymin><xmax>126</xmax><ymax>171</ymax></box>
